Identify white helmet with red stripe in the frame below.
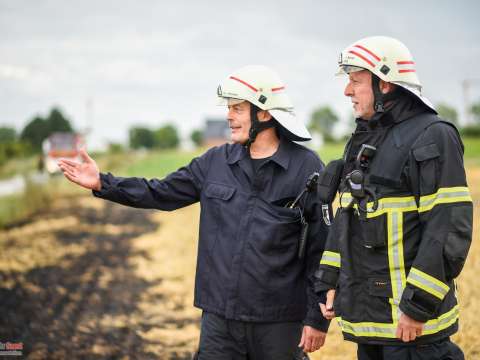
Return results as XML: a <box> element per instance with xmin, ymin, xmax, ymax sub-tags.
<box><xmin>217</xmin><ymin>65</ymin><xmax>311</xmax><ymax>141</ymax></box>
<box><xmin>337</xmin><ymin>36</ymin><xmax>435</xmax><ymax>111</ymax></box>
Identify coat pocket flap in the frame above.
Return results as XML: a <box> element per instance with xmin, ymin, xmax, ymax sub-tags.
<box><xmin>204</xmin><ymin>183</ymin><xmax>236</xmax><ymax>200</ymax></box>
<box><xmin>368</xmin><ymin>278</ymin><xmax>393</xmax><ymax>298</ymax></box>
<box><xmin>413</xmin><ymin>143</ymin><xmax>440</xmax><ymax>162</ymax></box>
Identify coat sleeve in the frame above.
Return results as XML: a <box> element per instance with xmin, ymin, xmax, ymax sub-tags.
<box><xmin>313</xmin><ymin>207</ymin><xmax>343</xmax><ymax>293</ymax></box>
<box><xmin>301</xmin><ymin>155</ymin><xmax>333</xmax><ymax>332</ymax></box>
<box><xmin>399</xmin><ymin>122</ymin><xmax>473</xmax><ymax>322</ymax></box>
<box><xmin>92</xmin><ymin>148</ymin><xmax>214</xmax><ymax>211</ymax></box>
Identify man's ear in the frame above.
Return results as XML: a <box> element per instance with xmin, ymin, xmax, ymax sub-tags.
<box><xmin>258</xmin><ymin>110</ymin><xmax>272</xmax><ymax>122</ymax></box>
<box><xmin>380</xmin><ymin>80</ymin><xmax>396</xmax><ymax>94</ymax></box>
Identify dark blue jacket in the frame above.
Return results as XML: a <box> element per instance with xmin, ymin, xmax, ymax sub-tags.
<box><xmin>93</xmin><ymin>138</ymin><xmax>331</xmax><ymax>331</ymax></box>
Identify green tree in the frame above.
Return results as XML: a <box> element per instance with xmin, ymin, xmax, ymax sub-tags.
<box><xmin>0</xmin><ymin>127</ymin><xmax>16</xmax><ymax>143</ymax></box>
<box><xmin>154</xmin><ymin>124</ymin><xmax>179</xmax><ymax>149</ymax></box>
<box><xmin>436</xmin><ymin>102</ymin><xmax>458</xmax><ymax>126</ymax></box>
<box><xmin>190</xmin><ymin>129</ymin><xmax>203</xmax><ymax>147</ymax></box>
<box><xmin>308</xmin><ymin>106</ymin><xmax>339</xmax><ymax>142</ymax></box>
<box><xmin>46</xmin><ymin>107</ymin><xmax>73</xmax><ymax>133</ymax></box>
<box><xmin>129</xmin><ymin>127</ymin><xmax>155</xmax><ymax>149</ymax></box>
<box><xmin>20</xmin><ymin>116</ymin><xmax>50</xmax><ymax>152</ymax></box>
<box><xmin>19</xmin><ymin>107</ymin><xmax>74</xmax><ymax>153</ymax></box>
<box><xmin>471</xmin><ymin>100</ymin><xmax>480</xmax><ymax>124</ymax></box>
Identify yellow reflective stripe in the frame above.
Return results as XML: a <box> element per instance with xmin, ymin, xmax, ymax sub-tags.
<box><xmin>367</xmin><ymin>197</ymin><xmax>417</xmax><ymax>218</ymax></box>
<box><xmin>423</xmin><ymin>305</ymin><xmax>459</xmax><ymax>335</ymax></box>
<box><xmin>336</xmin><ymin>317</ymin><xmax>397</xmax><ymax>338</ymax></box>
<box><xmin>339</xmin><ymin>193</ymin><xmax>353</xmax><ymax>208</ymax></box>
<box><xmin>407</xmin><ymin>267</ymin><xmax>450</xmax><ymax>300</ymax></box>
<box><xmin>339</xmin><ymin>193</ymin><xmax>418</xmax><ymax>218</ymax></box>
<box><xmin>418</xmin><ymin>187</ymin><xmax>472</xmax><ymax>213</ymax></box>
<box><xmin>320</xmin><ymin>251</ymin><xmax>341</xmax><ymax>268</ymax></box>
<box><xmin>387</xmin><ymin>211</ymin><xmax>407</xmax><ymax>323</ymax></box>
<box><xmin>336</xmin><ymin>305</ymin><xmax>459</xmax><ymax>338</ymax></box>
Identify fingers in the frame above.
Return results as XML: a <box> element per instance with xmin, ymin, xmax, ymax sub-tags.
<box><xmin>416</xmin><ymin>326</ymin><xmax>423</xmax><ymax>337</ymax></box>
<box><xmin>396</xmin><ymin>325</ymin><xmax>402</xmax><ymax>341</ymax></box>
<box><xmin>298</xmin><ymin>327</ymin><xmax>305</xmax><ymax>348</ymax></box>
<box><xmin>303</xmin><ymin>334</ymin><xmax>313</xmax><ymax>353</ymax></box>
<box><xmin>326</xmin><ymin>289</ymin><xmax>335</xmax><ymax>310</ymax></box>
<box><xmin>79</xmin><ymin>148</ymin><xmax>93</xmax><ymax>164</ymax></box>
<box><xmin>303</xmin><ymin>333</ymin><xmax>325</xmax><ymax>353</ymax></box>
<box><xmin>319</xmin><ymin>302</ymin><xmax>335</xmax><ymax>320</ymax></box>
<box><xmin>317</xmin><ymin>333</ymin><xmax>326</xmax><ymax>347</ymax></box>
<box><xmin>396</xmin><ymin>325</ymin><xmax>418</xmax><ymax>343</ymax></box>
<box><xmin>58</xmin><ymin>158</ymin><xmax>80</xmax><ymax>167</ymax></box>
<box><xmin>402</xmin><ymin>328</ymin><xmax>411</xmax><ymax>342</ymax></box>
<box><xmin>58</xmin><ymin>163</ymin><xmax>77</xmax><ymax>173</ymax></box>
<box><xmin>63</xmin><ymin>169</ymin><xmax>79</xmax><ymax>184</ymax></box>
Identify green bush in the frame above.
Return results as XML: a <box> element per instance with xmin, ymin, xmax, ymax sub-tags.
<box><xmin>461</xmin><ymin>125</ymin><xmax>480</xmax><ymax>137</ymax></box>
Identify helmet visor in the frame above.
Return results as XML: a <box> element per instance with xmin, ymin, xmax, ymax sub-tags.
<box><xmin>217</xmin><ymin>97</ymin><xmax>246</xmax><ymax>106</ymax></box>
<box><xmin>335</xmin><ymin>65</ymin><xmax>365</xmax><ymax>76</ymax></box>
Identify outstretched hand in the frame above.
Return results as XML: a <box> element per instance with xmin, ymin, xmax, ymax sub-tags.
<box><xmin>58</xmin><ymin>149</ymin><xmax>101</xmax><ymax>191</ymax></box>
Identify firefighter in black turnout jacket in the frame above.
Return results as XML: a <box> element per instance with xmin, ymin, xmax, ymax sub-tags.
<box><xmin>59</xmin><ymin>65</ymin><xmax>332</xmax><ymax>359</ymax></box>
<box><xmin>314</xmin><ymin>36</ymin><xmax>473</xmax><ymax>360</ymax></box>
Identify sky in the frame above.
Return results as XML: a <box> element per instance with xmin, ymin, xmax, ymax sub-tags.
<box><xmin>1</xmin><ymin>0</ymin><xmax>479</xmax><ymax>149</ymax></box>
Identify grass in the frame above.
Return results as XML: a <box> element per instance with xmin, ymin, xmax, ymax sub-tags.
<box><xmin>0</xmin><ymin>155</ymin><xmax>39</xmax><ymax>180</ymax></box>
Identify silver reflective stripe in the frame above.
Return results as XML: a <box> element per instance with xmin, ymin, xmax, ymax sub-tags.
<box><xmin>407</xmin><ymin>268</ymin><xmax>449</xmax><ymax>299</ymax></box>
<box><xmin>424</xmin><ymin>306</ymin><xmax>459</xmax><ymax>332</ymax></box>
<box><xmin>389</xmin><ymin>212</ymin><xmax>405</xmax><ymax>321</ymax></box>
<box><xmin>338</xmin><ymin>320</ymin><xmax>396</xmax><ymax>337</ymax></box>
<box><xmin>420</xmin><ymin>190</ymin><xmax>470</xmax><ymax>209</ymax></box>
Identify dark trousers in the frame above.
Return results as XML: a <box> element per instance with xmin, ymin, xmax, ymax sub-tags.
<box><xmin>357</xmin><ymin>338</ymin><xmax>464</xmax><ymax>360</ymax></box>
<box><xmin>196</xmin><ymin>311</ymin><xmax>306</xmax><ymax>360</ymax></box>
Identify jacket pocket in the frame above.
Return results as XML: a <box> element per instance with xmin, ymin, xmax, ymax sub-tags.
<box><xmin>365</xmin><ymin>277</ymin><xmax>394</xmax><ymax>323</ymax></box>
<box><xmin>248</xmin><ymin>199</ymin><xmax>301</xmax><ymax>279</ymax></box>
<box><xmin>204</xmin><ymin>182</ymin><xmax>236</xmax><ymax>200</ymax></box>
<box><xmin>201</xmin><ymin>182</ymin><xmax>237</xmax><ymax>253</ymax></box>
<box><xmin>413</xmin><ymin>143</ymin><xmax>440</xmax><ymax>195</ymax></box>
<box><xmin>361</xmin><ymin>214</ymin><xmax>387</xmax><ymax>248</ymax></box>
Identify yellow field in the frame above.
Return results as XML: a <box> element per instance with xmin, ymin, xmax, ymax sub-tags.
<box><xmin>0</xmin><ymin>167</ymin><xmax>478</xmax><ymax>359</ymax></box>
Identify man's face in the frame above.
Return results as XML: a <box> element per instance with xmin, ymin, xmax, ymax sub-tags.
<box><xmin>344</xmin><ymin>70</ymin><xmax>375</xmax><ymax>120</ymax></box>
<box><xmin>227</xmin><ymin>101</ymin><xmax>251</xmax><ymax>144</ymax></box>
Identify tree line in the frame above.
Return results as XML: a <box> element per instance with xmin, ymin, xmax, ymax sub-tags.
<box><xmin>2</xmin><ymin>100</ymin><xmax>480</xmax><ymax>167</ymax></box>
<box><xmin>0</xmin><ymin>107</ymin><xmax>73</xmax><ymax>166</ymax></box>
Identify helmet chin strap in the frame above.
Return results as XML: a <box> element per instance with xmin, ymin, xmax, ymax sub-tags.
<box><xmin>244</xmin><ymin>104</ymin><xmax>276</xmax><ymax>148</ymax></box>
<box><xmin>370</xmin><ymin>74</ymin><xmax>400</xmax><ymax>120</ymax></box>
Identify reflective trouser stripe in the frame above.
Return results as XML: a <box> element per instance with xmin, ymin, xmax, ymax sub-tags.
<box><xmin>407</xmin><ymin>267</ymin><xmax>450</xmax><ymax>300</ymax></box>
<box><xmin>418</xmin><ymin>187</ymin><xmax>472</xmax><ymax>213</ymax></box>
<box><xmin>337</xmin><ymin>305</ymin><xmax>459</xmax><ymax>338</ymax></box>
<box><xmin>320</xmin><ymin>251</ymin><xmax>341</xmax><ymax>268</ymax></box>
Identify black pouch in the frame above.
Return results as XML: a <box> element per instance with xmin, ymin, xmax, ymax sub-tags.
<box><xmin>297</xmin><ymin>212</ymin><xmax>309</xmax><ymax>259</ymax></box>
<box><xmin>317</xmin><ymin>159</ymin><xmax>345</xmax><ymax>203</ymax></box>
<box><xmin>361</xmin><ymin>215</ymin><xmax>387</xmax><ymax>248</ymax></box>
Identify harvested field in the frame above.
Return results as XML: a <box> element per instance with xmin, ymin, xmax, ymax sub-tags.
<box><xmin>0</xmin><ymin>167</ymin><xmax>478</xmax><ymax>359</ymax></box>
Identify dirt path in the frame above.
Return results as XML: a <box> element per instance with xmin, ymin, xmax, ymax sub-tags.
<box><xmin>0</xmin><ymin>195</ymin><xmax>201</xmax><ymax>359</ymax></box>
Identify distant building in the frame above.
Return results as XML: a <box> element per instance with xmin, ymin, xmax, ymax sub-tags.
<box><xmin>203</xmin><ymin>118</ymin><xmax>230</xmax><ymax>147</ymax></box>
<box><xmin>42</xmin><ymin>132</ymin><xmax>85</xmax><ymax>174</ymax></box>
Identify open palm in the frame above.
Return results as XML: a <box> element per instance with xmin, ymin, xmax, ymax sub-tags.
<box><xmin>58</xmin><ymin>149</ymin><xmax>101</xmax><ymax>191</ymax></box>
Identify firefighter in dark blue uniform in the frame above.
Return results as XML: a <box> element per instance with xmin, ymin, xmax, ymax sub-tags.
<box><xmin>314</xmin><ymin>37</ymin><xmax>473</xmax><ymax>360</ymax></box>
<box><xmin>59</xmin><ymin>65</ymin><xmax>332</xmax><ymax>359</ymax></box>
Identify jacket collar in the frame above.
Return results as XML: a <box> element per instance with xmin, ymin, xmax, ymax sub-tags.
<box><xmin>227</xmin><ymin>137</ymin><xmax>291</xmax><ymax>171</ymax></box>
